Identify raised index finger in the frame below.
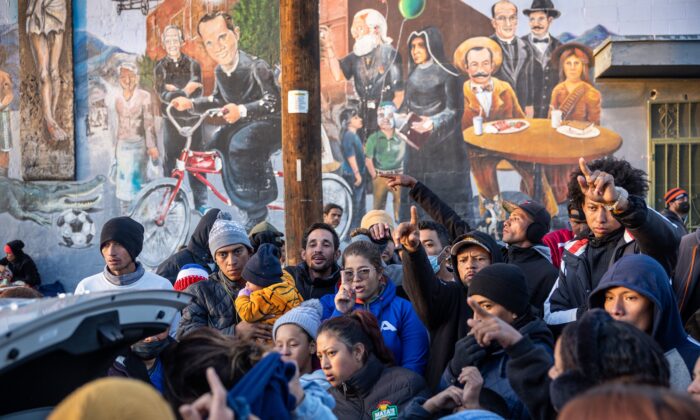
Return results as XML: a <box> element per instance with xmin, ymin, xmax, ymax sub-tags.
<box><xmin>467</xmin><ymin>297</ymin><xmax>493</xmax><ymax>319</ymax></box>
<box><xmin>579</xmin><ymin>157</ymin><xmax>592</xmax><ymax>179</ymax></box>
<box><xmin>410</xmin><ymin>205</ymin><xmax>419</xmax><ymax>226</ymax></box>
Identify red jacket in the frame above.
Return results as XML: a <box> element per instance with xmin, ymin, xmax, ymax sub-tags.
<box><xmin>542</xmin><ymin>229</ymin><xmax>574</xmax><ymax>269</ymax></box>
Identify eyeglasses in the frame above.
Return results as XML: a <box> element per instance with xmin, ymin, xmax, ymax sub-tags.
<box><xmin>495</xmin><ymin>15</ymin><xmax>517</xmax><ymax>23</ymax></box>
<box><xmin>342</xmin><ymin>267</ymin><xmax>373</xmax><ymax>282</ymax></box>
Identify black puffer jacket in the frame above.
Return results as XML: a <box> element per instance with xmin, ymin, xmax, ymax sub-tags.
<box><xmin>331</xmin><ymin>354</ymin><xmax>430</xmax><ymax>420</ymax></box>
<box><xmin>156</xmin><ymin>209</ymin><xmax>221</xmax><ymax>284</ymax></box>
<box><xmin>401</xmin><ymin>231</ymin><xmax>503</xmax><ymax>391</ymax></box>
<box><xmin>1</xmin><ymin>240</ymin><xmax>41</xmax><ymax>287</ymax></box>
<box><xmin>285</xmin><ymin>261</ymin><xmax>341</xmax><ymax>300</ymax></box>
<box><xmin>506</xmin><ymin>245</ymin><xmax>558</xmax><ymax>316</ymax></box>
<box><xmin>176</xmin><ymin>271</ymin><xmax>244</xmax><ymax>339</ymax></box>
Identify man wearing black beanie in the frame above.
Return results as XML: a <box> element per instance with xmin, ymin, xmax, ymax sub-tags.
<box><xmin>441</xmin><ymin>263</ymin><xmax>554</xmax><ymax>419</ymax></box>
<box><xmin>75</xmin><ymin>216</ymin><xmax>172</xmax><ymax>293</ymax></box>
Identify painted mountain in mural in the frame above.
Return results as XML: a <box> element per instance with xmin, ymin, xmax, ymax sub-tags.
<box><xmin>559</xmin><ymin>24</ymin><xmax>615</xmax><ymax>48</ymax></box>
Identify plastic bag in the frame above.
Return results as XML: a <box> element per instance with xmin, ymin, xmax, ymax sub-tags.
<box><xmin>146</xmin><ymin>158</ymin><xmax>164</xmax><ymax>181</ymax></box>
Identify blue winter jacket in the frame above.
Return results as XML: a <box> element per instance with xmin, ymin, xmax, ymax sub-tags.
<box><xmin>320</xmin><ymin>279</ymin><xmax>430</xmax><ymax>375</ymax></box>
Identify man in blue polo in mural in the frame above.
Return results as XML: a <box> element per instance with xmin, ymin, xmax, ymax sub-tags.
<box><xmin>171</xmin><ymin>12</ymin><xmax>280</xmax><ymax>230</ymax></box>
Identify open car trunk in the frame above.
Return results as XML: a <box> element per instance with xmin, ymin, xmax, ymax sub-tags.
<box><xmin>0</xmin><ymin>290</ymin><xmax>190</xmax><ymax>416</ymax></box>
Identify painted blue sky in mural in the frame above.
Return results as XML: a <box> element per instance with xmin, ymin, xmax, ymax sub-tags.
<box><xmin>85</xmin><ymin>0</ymin><xmax>148</xmax><ymax>54</ymax></box>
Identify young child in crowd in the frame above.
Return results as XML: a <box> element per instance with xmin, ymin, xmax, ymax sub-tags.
<box><xmin>235</xmin><ymin>244</ymin><xmax>303</xmax><ymax>327</ymax></box>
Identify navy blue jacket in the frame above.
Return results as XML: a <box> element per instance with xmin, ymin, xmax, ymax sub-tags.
<box><xmin>589</xmin><ymin>254</ymin><xmax>700</xmax><ymax>373</ymax></box>
<box><xmin>320</xmin><ymin>279</ymin><xmax>430</xmax><ymax>375</ymax></box>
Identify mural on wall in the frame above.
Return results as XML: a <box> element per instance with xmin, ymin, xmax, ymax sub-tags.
<box><xmin>19</xmin><ymin>0</ymin><xmax>75</xmax><ymax>179</ymax></box>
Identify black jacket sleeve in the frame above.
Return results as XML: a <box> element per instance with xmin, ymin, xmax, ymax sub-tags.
<box><xmin>409</xmin><ymin>182</ymin><xmax>471</xmax><ymax>241</ymax></box>
<box><xmin>505</xmin><ymin>336</ymin><xmax>555</xmax><ymax>420</ymax></box>
<box><xmin>401</xmin><ymin>245</ymin><xmax>461</xmax><ymax>330</ymax></box>
<box><xmin>12</xmin><ymin>257</ymin><xmax>41</xmax><ymax>287</ymax></box>
<box><xmin>615</xmin><ymin>195</ymin><xmax>682</xmax><ymax>275</ymax></box>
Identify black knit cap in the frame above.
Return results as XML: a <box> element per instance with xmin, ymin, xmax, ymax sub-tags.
<box><xmin>100</xmin><ymin>216</ymin><xmax>145</xmax><ymax>262</ymax></box>
<box><xmin>468</xmin><ymin>263</ymin><xmax>529</xmax><ymax>316</ymax></box>
<box><xmin>6</xmin><ymin>240</ymin><xmax>25</xmax><ymax>255</ymax></box>
<box><xmin>243</xmin><ymin>243</ymin><xmax>283</xmax><ymax>288</ymax></box>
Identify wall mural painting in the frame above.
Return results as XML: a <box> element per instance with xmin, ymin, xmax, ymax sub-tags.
<box><xmin>4</xmin><ymin>0</ymin><xmax>686</xmax><ymax>287</ymax></box>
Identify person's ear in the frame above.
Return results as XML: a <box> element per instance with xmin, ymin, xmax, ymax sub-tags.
<box><xmin>300</xmin><ymin>248</ymin><xmax>307</xmax><ymax>261</ymax></box>
<box><xmin>352</xmin><ymin>343</ymin><xmax>365</xmax><ymax>363</ymax></box>
<box><xmin>309</xmin><ymin>341</ymin><xmax>317</xmax><ymax>356</ymax></box>
<box><xmin>334</xmin><ymin>248</ymin><xmax>341</xmax><ymax>261</ymax></box>
<box><xmin>233</xmin><ymin>26</ymin><xmax>241</xmax><ymax>41</ymax></box>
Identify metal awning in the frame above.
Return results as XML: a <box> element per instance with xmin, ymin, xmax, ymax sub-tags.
<box><xmin>594</xmin><ymin>35</ymin><xmax>700</xmax><ymax>79</ymax></box>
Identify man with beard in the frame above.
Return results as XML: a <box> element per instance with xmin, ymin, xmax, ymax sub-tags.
<box><xmin>521</xmin><ymin>0</ymin><xmax>562</xmax><ymax>118</ymax></box>
<box><xmin>154</xmin><ymin>25</ymin><xmax>208</xmax><ymax>214</ymax></box>
<box><xmin>321</xmin><ymin>9</ymin><xmax>403</xmax><ymax>140</ymax></box>
<box><xmin>171</xmin><ymin>13</ymin><xmax>280</xmax><ymax>229</ymax></box>
<box><xmin>285</xmin><ymin>223</ymin><xmax>342</xmax><ymax>300</ymax></box>
<box><xmin>395</xmin><ymin>27</ymin><xmax>472</xmax><ymax>222</ymax></box>
<box><xmin>662</xmin><ymin>188</ymin><xmax>690</xmax><ymax>236</ymax></box>
<box><xmin>489</xmin><ymin>0</ymin><xmax>534</xmax><ymax>117</ymax></box>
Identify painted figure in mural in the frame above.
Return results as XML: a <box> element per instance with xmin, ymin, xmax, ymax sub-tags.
<box><xmin>546</xmin><ymin>43</ymin><xmax>602</xmax><ymax>203</ymax></box>
<box><xmin>26</xmin><ymin>0</ymin><xmax>68</xmax><ymax>142</ymax></box>
<box><xmin>113</xmin><ymin>62</ymin><xmax>158</xmax><ymax>215</ymax></box>
<box><xmin>521</xmin><ymin>0</ymin><xmax>562</xmax><ymax>119</ymax></box>
<box><xmin>398</xmin><ymin>27</ymin><xmax>472</xmax><ymax>221</ymax></box>
<box><xmin>454</xmin><ymin>37</ymin><xmax>528</xmax><ymax>211</ymax></box>
<box><xmin>339</xmin><ymin>107</ymin><xmax>367</xmax><ymax>231</ymax></box>
<box><xmin>153</xmin><ymin>25</ymin><xmax>208</xmax><ymax>214</ymax></box>
<box><xmin>321</xmin><ymin>9</ymin><xmax>403</xmax><ymax>141</ymax></box>
<box><xmin>489</xmin><ymin>0</ymin><xmax>534</xmax><ymax>117</ymax></box>
<box><xmin>170</xmin><ymin>12</ymin><xmax>280</xmax><ymax>229</ymax></box>
<box><xmin>0</xmin><ymin>62</ymin><xmax>13</xmax><ymax>178</ymax></box>
<box><xmin>365</xmin><ymin>102</ymin><xmax>405</xmax><ymax>221</ymax></box>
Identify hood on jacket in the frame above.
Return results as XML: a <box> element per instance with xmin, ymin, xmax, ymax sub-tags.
<box><xmin>187</xmin><ymin>209</ymin><xmax>222</xmax><ymax>262</ymax></box>
<box><xmin>450</xmin><ymin>231</ymin><xmax>505</xmax><ymax>284</ymax></box>
<box><xmin>589</xmin><ymin>254</ymin><xmax>700</xmax><ymax>369</ymax></box>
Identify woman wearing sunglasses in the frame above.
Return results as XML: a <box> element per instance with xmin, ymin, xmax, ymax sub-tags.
<box><xmin>319</xmin><ymin>240</ymin><xmax>430</xmax><ymax>374</ymax></box>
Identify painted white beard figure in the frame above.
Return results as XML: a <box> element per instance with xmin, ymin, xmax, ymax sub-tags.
<box><xmin>353</xmin><ymin>34</ymin><xmax>379</xmax><ymax>56</ymax></box>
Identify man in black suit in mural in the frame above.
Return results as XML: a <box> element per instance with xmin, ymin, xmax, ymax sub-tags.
<box><xmin>171</xmin><ymin>12</ymin><xmax>280</xmax><ymax>229</ymax></box>
<box><xmin>489</xmin><ymin>0</ymin><xmax>534</xmax><ymax>117</ymax></box>
<box><xmin>522</xmin><ymin>0</ymin><xmax>562</xmax><ymax>118</ymax></box>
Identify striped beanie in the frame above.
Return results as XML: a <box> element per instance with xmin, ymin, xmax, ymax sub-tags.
<box><xmin>664</xmin><ymin>188</ymin><xmax>688</xmax><ymax>206</ymax></box>
<box><xmin>174</xmin><ymin>264</ymin><xmax>209</xmax><ymax>291</ymax></box>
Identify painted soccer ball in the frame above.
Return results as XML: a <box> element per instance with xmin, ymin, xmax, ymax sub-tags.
<box><xmin>56</xmin><ymin>210</ymin><xmax>96</xmax><ymax>248</ymax></box>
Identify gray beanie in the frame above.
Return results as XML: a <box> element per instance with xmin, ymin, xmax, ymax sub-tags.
<box><xmin>273</xmin><ymin>299</ymin><xmax>323</xmax><ymax>341</ymax></box>
<box><xmin>208</xmin><ymin>212</ymin><xmax>253</xmax><ymax>257</ymax></box>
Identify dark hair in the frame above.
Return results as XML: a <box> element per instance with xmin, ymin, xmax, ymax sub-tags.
<box><xmin>559</xmin><ymin>384</ymin><xmax>700</xmax><ymax>420</ymax></box>
<box><xmin>567</xmin><ymin>157</ymin><xmax>649</xmax><ymax>208</ymax></box>
<box><xmin>197</xmin><ymin>12</ymin><xmax>236</xmax><ymax>38</ymax></box>
<box><xmin>491</xmin><ymin>0</ymin><xmax>518</xmax><ymax>18</ymax></box>
<box><xmin>339</xmin><ymin>107</ymin><xmax>359</xmax><ymax>128</ymax></box>
<box><xmin>161</xmin><ymin>328</ymin><xmax>265</xmax><ymax>409</ymax></box>
<box><xmin>302</xmin><ymin>222</ymin><xmax>340</xmax><ymax>251</ymax></box>
<box><xmin>418</xmin><ymin>220</ymin><xmax>450</xmax><ymax>249</ymax></box>
<box><xmin>318</xmin><ymin>310</ymin><xmax>394</xmax><ymax>365</ymax></box>
<box><xmin>323</xmin><ymin>203</ymin><xmax>342</xmax><ymax>215</ymax></box>
<box><xmin>466</xmin><ymin>46</ymin><xmax>493</xmax><ymax>64</ymax></box>
<box><xmin>559</xmin><ymin>310</ymin><xmax>670</xmax><ymax>387</ymax></box>
<box><xmin>0</xmin><ymin>287</ymin><xmax>43</xmax><ymax>299</ymax></box>
<box><xmin>341</xmin><ymin>240</ymin><xmax>383</xmax><ymax>272</ymax></box>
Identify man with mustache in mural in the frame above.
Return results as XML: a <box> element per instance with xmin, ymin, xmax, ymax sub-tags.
<box><xmin>455</xmin><ymin>37</ymin><xmax>529</xmax><ymax>212</ymax></box>
<box><xmin>489</xmin><ymin>0</ymin><xmax>535</xmax><ymax>118</ymax></box>
<box><xmin>521</xmin><ymin>0</ymin><xmax>562</xmax><ymax>119</ymax></box>
<box><xmin>154</xmin><ymin>25</ymin><xmax>209</xmax><ymax>215</ymax></box>
<box><xmin>321</xmin><ymin>8</ymin><xmax>403</xmax><ymax>141</ymax></box>
<box><xmin>171</xmin><ymin>12</ymin><xmax>280</xmax><ymax>230</ymax></box>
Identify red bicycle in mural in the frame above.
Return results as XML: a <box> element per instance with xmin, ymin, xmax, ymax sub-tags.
<box><xmin>130</xmin><ymin>104</ymin><xmax>354</xmax><ymax>268</ymax></box>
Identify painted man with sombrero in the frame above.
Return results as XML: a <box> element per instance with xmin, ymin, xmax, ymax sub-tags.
<box><xmin>454</xmin><ymin>36</ymin><xmax>527</xmax><ymax>210</ymax></box>
<box><xmin>522</xmin><ymin>0</ymin><xmax>562</xmax><ymax>118</ymax></box>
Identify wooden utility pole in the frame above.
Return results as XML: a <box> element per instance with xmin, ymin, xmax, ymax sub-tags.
<box><xmin>280</xmin><ymin>0</ymin><xmax>323</xmax><ymax>265</ymax></box>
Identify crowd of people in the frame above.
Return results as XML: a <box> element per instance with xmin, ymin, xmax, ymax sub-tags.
<box><xmin>2</xmin><ymin>153</ymin><xmax>700</xmax><ymax>420</ymax></box>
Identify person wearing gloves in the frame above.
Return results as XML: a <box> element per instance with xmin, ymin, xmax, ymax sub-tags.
<box><xmin>441</xmin><ymin>263</ymin><xmax>554</xmax><ymax>420</ymax></box>
<box><xmin>75</xmin><ymin>217</ymin><xmax>171</xmax><ymax>293</ymax></box>
<box><xmin>249</xmin><ymin>220</ymin><xmax>286</xmax><ymax>263</ymax></box>
<box><xmin>235</xmin><ymin>244</ymin><xmax>303</xmax><ymax>328</ymax></box>
<box><xmin>589</xmin><ymin>254</ymin><xmax>700</xmax><ymax>390</ymax></box>
<box><xmin>177</xmin><ymin>213</ymin><xmax>272</xmax><ymax>342</ymax></box>
<box><xmin>320</xmin><ymin>240</ymin><xmax>430</xmax><ymax>374</ymax></box>
<box><xmin>273</xmin><ymin>299</ymin><xmax>337</xmax><ymax>419</ymax></box>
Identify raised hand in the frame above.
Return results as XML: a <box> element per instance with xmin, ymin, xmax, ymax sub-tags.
<box><xmin>179</xmin><ymin>367</ymin><xmax>234</xmax><ymax>420</ymax></box>
<box><xmin>334</xmin><ymin>275</ymin><xmax>356</xmax><ymax>314</ymax></box>
<box><xmin>466</xmin><ymin>297</ymin><xmax>523</xmax><ymax>349</ymax></box>
<box><xmin>577</xmin><ymin>157</ymin><xmax>620</xmax><ymax>205</ymax></box>
<box><xmin>393</xmin><ymin>205</ymin><xmax>420</xmax><ymax>252</ymax></box>
<box><xmin>381</xmin><ymin>173</ymin><xmax>417</xmax><ymax>192</ymax></box>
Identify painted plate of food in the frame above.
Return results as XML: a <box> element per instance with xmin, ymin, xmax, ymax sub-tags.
<box><xmin>556</xmin><ymin>121</ymin><xmax>601</xmax><ymax>139</ymax></box>
<box><xmin>484</xmin><ymin>119</ymin><xmax>530</xmax><ymax>134</ymax></box>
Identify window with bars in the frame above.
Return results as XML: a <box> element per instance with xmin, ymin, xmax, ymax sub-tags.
<box><xmin>648</xmin><ymin>101</ymin><xmax>700</xmax><ymax>230</ymax></box>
